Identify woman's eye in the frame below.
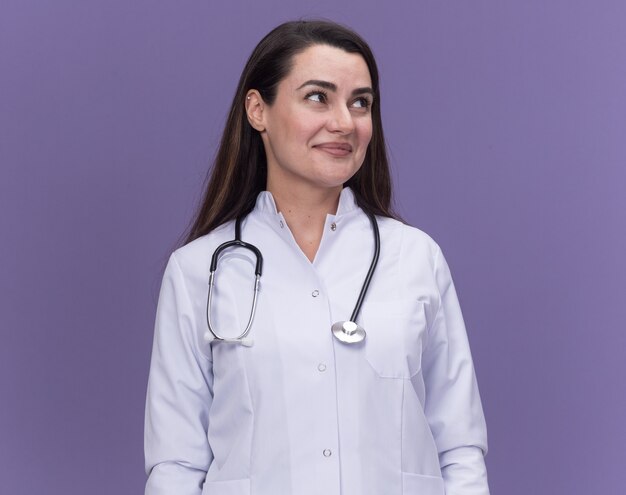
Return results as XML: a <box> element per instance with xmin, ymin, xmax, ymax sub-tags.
<box><xmin>305</xmin><ymin>91</ymin><xmax>327</xmax><ymax>103</ymax></box>
<box><xmin>353</xmin><ymin>97</ymin><xmax>371</xmax><ymax>109</ymax></box>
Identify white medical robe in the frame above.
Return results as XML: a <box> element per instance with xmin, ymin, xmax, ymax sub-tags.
<box><xmin>145</xmin><ymin>187</ymin><xmax>489</xmax><ymax>494</ymax></box>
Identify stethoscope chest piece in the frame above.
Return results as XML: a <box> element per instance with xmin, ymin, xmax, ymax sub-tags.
<box><xmin>331</xmin><ymin>320</ymin><xmax>366</xmax><ymax>344</ymax></box>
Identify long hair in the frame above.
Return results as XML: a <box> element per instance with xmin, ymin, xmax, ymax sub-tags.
<box><xmin>184</xmin><ymin>20</ymin><xmax>398</xmax><ymax>245</ymax></box>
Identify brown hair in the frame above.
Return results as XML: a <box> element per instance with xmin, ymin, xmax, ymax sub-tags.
<box><xmin>184</xmin><ymin>19</ymin><xmax>398</xmax><ymax>245</ymax></box>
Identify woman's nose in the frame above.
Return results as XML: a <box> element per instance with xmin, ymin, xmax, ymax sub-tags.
<box><xmin>327</xmin><ymin>105</ymin><xmax>355</xmax><ymax>134</ymax></box>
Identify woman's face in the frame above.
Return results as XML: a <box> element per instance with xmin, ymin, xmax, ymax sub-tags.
<box><xmin>250</xmin><ymin>44</ymin><xmax>374</xmax><ymax>192</ymax></box>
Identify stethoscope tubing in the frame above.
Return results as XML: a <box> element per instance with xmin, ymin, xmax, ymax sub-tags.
<box><xmin>205</xmin><ymin>211</ymin><xmax>380</xmax><ymax>345</ymax></box>
<box><xmin>349</xmin><ymin>211</ymin><xmax>380</xmax><ymax>323</ymax></box>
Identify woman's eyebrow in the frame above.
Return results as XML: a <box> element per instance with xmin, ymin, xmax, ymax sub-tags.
<box><xmin>352</xmin><ymin>87</ymin><xmax>374</xmax><ymax>97</ymax></box>
<box><xmin>297</xmin><ymin>79</ymin><xmax>336</xmax><ymax>91</ymax></box>
<box><xmin>297</xmin><ymin>79</ymin><xmax>374</xmax><ymax>97</ymax></box>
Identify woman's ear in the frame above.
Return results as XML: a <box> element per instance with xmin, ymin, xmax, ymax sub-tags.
<box><xmin>245</xmin><ymin>90</ymin><xmax>266</xmax><ymax>132</ymax></box>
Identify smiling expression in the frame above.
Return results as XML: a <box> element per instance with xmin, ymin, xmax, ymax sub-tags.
<box><xmin>250</xmin><ymin>44</ymin><xmax>374</xmax><ymax>192</ymax></box>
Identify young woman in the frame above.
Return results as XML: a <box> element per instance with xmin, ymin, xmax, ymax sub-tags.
<box><xmin>145</xmin><ymin>20</ymin><xmax>489</xmax><ymax>495</ymax></box>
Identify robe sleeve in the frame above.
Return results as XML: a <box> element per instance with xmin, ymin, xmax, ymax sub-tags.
<box><xmin>144</xmin><ymin>253</ymin><xmax>213</xmax><ymax>495</ymax></box>
<box><xmin>421</xmin><ymin>246</ymin><xmax>490</xmax><ymax>494</ymax></box>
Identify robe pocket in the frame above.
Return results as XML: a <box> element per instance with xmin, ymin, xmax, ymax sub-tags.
<box><xmin>402</xmin><ymin>472</ymin><xmax>445</xmax><ymax>495</ymax></box>
<box><xmin>201</xmin><ymin>478</ymin><xmax>250</xmax><ymax>495</ymax></box>
<box><xmin>362</xmin><ymin>298</ymin><xmax>426</xmax><ymax>379</ymax></box>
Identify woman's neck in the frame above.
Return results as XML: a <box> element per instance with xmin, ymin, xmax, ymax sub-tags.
<box><xmin>267</xmin><ymin>182</ymin><xmax>342</xmax><ymax>263</ymax></box>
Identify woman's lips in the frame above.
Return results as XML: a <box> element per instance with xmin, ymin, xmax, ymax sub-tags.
<box><xmin>313</xmin><ymin>143</ymin><xmax>353</xmax><ymax>157</ymax></box>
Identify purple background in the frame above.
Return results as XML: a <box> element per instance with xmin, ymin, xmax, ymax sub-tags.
<box><xmin>2</xmin><ymin>1</ymin><xmax>625</xmax><ymax>493</ymax></box>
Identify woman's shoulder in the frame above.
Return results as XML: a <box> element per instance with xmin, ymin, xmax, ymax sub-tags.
<box><xmin>376</xmin><ymin>215</ymin><xmax>442</xmax><ymax>260</ymax></box>
<box><xmin>373</xmin><ymin>215</ymin><xmax>448</xmax><ymax>299</ymax></box>
<box><xmin>167</xmin><ymin>220</ymin><xmax>236</xmax><ymax>277</ymax></box>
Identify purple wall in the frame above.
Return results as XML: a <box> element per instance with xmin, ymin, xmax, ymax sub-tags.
<box><xmin>2</xmin><ymin>1</ymin><xmax>625</xmax><ymax>493</ymax></box>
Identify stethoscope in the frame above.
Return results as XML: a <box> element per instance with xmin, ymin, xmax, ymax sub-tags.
<box><xmin>205</xmin><ymin>212</ymin><xmax>380</xmax><ymax>347</ymax></box>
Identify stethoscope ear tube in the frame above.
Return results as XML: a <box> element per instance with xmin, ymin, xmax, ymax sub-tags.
<box><xmin>206</xmin><ymin>269</ymin><xmax>261</xmax><ymax>346</ymax></box>
<box><xmin>206</xmin><ymin>216</ymin><xmax>263</xmax><ymax>345</ymax></box>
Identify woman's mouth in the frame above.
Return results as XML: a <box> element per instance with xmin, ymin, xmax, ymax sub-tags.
<box><xmin>313</xmin><ymin>142</ymin><xmax>353</xmax><ymax>157</ymax></box>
